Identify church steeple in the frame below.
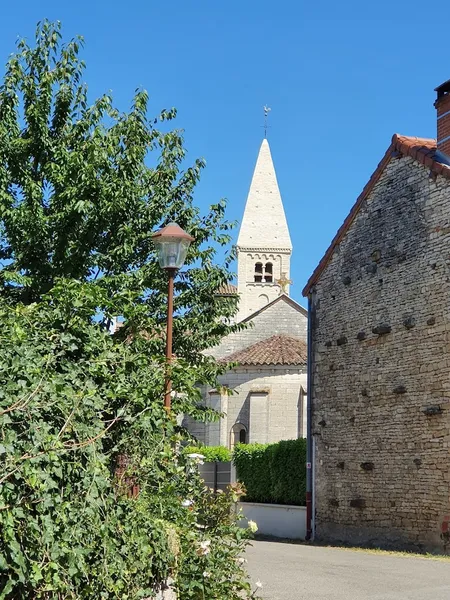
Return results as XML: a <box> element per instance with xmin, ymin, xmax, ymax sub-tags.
<box><xmin>237</xmin><ymin>139</ymin><xmax>292</xmax><ymax>249</ymax></box>
<box><xmin>236</xmin><ymin>139</ymin><xmax>293</xmax><ymax>320</ymax></box>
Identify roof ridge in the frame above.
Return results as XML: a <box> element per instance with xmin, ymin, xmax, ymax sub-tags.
<box><xmin>239</xmin><ymin>293</ymin><xmax>307</xmax><ymax>323</ymax></box>
<box><xmin>393</xmin><ymin>133</ymin><xmax>436</xmax><ymax>144</ymax></box>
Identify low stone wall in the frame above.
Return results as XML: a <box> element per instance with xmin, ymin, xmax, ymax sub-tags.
<box><xmin>238</xmin><ymin>502</ymin><xmax>306</xmax><ymax>539</ymax></box>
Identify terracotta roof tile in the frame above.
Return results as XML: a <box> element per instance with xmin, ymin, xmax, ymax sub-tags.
<box><xmin>216</xmin><ymin>283</ymin><xmax>238</xmax><ymax>296</ymax></box>
<box><xmin>303</xmin><ymin>134</ymin><xmax>450</xmax><ymax>296</ymax></box>
<box><xmin>222</xmin><ymin>334</ymin><xmax>307</xmax><ymax>366</ymax></box>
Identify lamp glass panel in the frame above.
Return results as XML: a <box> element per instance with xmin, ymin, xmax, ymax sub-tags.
<box><xmin>155</xmin><ymin>238</ymin><xmax>190</xmax><ymax>269</ymax></box>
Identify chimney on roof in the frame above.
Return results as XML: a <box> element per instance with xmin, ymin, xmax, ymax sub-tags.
<box><xmin>435</xmin><ymin>79</ymin><xmax>450</xmax><ymax>157</ymax></box>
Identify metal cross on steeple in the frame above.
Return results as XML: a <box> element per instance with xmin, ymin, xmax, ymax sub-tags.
<box><xmin>263</xmin><ymin>105</ymin><xmax>271</xmax><ymax>138</ymax></box>
<box><xmin>276</xmin><ymin>272</ymin><xmax>292</xmax><ymax>294</ymax></box>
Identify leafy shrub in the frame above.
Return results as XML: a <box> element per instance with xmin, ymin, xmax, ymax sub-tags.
<box><xmin>185</xmin><ymin>445</ymin><xmax>232</xmax><ymax>462</ymax></box>
<box><xmin>0</xmin><ymin>20</ymin><xmax>256</xmax><ymax>600</ymax></box>
<box><xmin>0</xmin><ymin>293</ymin><xmax>256</xmax><ymax>599</ymax></box>
<box><xmin>233</xmin><ymin>439</ymin><xmax>307</xmax><ymax>505</ymax></box>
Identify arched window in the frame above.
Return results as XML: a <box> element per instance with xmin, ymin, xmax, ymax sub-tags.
<box><xmin>254</xmin><ymin>262</ymin><xmax>263</xmax><ymax>282</ymax></box>
<box><xmin>264</xmin><ymin>262</ymin><xmax>273</xmax><ymax>283</ymax></box>
<box><xmin>230</xmin><ymin>423</ymin><xmax>247</xmax><ymax>449</ymax></box>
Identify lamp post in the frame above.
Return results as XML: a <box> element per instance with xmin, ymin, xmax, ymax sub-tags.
<box><xmin>151</xmin><ymin>223</ymin><xmax>194</xmax><ymax>412</ymax></box>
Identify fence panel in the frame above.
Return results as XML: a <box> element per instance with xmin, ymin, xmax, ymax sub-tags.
<box><xmin>198</xmin><ymin>461</ymin><xmax>232</xmax><ymax>491</ymax></box>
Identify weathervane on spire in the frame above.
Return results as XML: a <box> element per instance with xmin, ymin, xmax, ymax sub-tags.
<box><xmin>263</xmin><ymin>105</ymin><xmax>271</xmax><ymax>138</ymax></box>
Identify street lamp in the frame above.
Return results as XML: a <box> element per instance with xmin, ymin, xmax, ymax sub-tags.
<box><xmin>151</xmin><ymin>222</ymin><xmax>194</xmax><ymax>412</ymax></box>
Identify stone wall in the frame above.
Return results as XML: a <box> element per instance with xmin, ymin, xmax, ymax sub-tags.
<box><xmin>310</xmin><ymin>154</ymin><xmax>450</xmax><ymax>552</ymax></box>
<box><xmin>220</xmin><ymin>367</ymin><xmax>307</xmax><ymax>445</ymax></box>
<box><xmin>210</xmin><ymin>297</ymin><xmax>307</xmax><ymax>361</ymax></box>
<box><xmin>237</xmin><ymin>248</ymin><xmax>291</xmax><ymax>319</ymax></box>
<box><xmin>184</xmin><ymin>367</ymin><xmax>307</xmax><ymax>447</ymax></box>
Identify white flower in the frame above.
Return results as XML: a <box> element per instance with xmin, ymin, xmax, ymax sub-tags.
<box><xmin>203</xmin><ymin>571</ymin><xmax>211</xmax><ymax>578</ymax></box>
<box><xmin>196</xmin><ymin>539</ymin><xmax>211</xmax><ymax>556</ymax></box>
<box><xmin>181</xmin><ymin>499</ymin><xmax>193</xmax><ymax>507</ymax></box>
<box><xmin>238</xmin><ymin>557</ymin><xmax>247</xmax><ymax>564</ymax></box>
<box><xmin>255</xmin><ymin>580</ymin><xmax>263</xmax><ymax>588</ymax></box>
<box><xmin>248</xmin><ymin>520</ymin><xmax>258</xmax><ymax>533</ymax></box>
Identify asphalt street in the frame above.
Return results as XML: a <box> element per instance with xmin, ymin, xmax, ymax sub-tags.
<box><xmin>246</xmin><ymin>540</ymin><xmax>450</xmax><ymax>600</ymax></box>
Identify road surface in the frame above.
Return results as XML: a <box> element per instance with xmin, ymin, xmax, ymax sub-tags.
<box><xmin>246</xmin><ymin>540</ymin><xmax>450</xmax><ymax>599</ymax></box>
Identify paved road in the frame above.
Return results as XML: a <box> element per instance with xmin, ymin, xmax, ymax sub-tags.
<box><xmin>246</xmin><ymin>540</ymin><xmax>450</xmax><ymax>599</ymax></box>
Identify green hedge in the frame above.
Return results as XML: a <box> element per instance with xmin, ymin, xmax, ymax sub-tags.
<box><xmin>233</xmin><ymin>438</ymin><xmax>306</xmax><ymax>506</ymax></box>
<box><xmin>184</xmin><ymin>445</ymin><xmax>232</xmax><ymax>462</ymax></box>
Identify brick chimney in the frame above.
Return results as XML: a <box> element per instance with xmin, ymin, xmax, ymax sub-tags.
<box><xmin>435</xmin><ymin>80</ymin><xmax>450</xmax><ymax>157</ymax></box>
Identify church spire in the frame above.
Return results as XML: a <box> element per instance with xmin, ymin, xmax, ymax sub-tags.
<box><xmin>236</xmin><ymin>139</ymin><xmax>293</xmax><ymax>320</ymax></box>
<box><xmin>237</xmin><ymin>138</ymin><xmax>292</xmax><ymax>250</ymax></box>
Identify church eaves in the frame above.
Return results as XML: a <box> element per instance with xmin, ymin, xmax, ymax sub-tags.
<box><xmin>237</xmin><ymin>139</ymin><xmax>292</xmax><ymax>250</ymax></box>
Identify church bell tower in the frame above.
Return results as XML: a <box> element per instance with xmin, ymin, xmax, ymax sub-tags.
<box><xmin>236</xmin><ymin>138</ymin><xmax>292</xmax><ymax>320</ymax></box>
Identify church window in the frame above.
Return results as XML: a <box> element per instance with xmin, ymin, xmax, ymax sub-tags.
<box><xmin>230</xmin><ymin>423</ymin><xmax>247</xmax><ymax>449</ymax></box>
<box><xmin>254</xmin><ymin>262</ymin><xmax>263</xmax><ymax>282</ymax></box>
<box><xmin>264</xmin><ymin>262</ymin><xmax>273</xmax><ymax>282</ymax></box>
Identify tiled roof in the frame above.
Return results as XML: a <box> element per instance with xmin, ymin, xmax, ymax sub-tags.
<box><xmin>223</xmin><ymin>334</ymin><xmax>307</xmax><ymax>366</ymax></box>
<box><xmin>303</xmin><ymin>134</ymin><xmax>450</xmax><ymax>296</ymax></box>
<box><xmin>216</xmin><ymin>283</ymin><xmax>238</xmax><ymax>296</ymax></box>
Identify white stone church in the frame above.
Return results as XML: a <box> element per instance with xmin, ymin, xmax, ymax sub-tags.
<box><xmin>185</xmin><ymin>138</ymin><xmax>307</xmax><ymax>448</ymax></box>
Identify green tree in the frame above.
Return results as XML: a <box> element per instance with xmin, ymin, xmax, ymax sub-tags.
<box><xmin>0</xmin><ymin>21</ymin><xmax>254</xmax><ymax>599</ymax></box>
<box><xmin>0</xmin><ymin>19</ymin><xmax>240</xmax><ymax>357</ymax></box>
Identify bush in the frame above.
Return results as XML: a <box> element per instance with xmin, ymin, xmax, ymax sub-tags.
<box><xmin>0</xmin><ymin>20</ymin><xmax>255</xmax><ymax>599</ymax></box>
<box><xmin>0</xmin><ymin>294</ymin><xmax>256</xmax><ymax>599</ymax></box>
<box><xmin>185</xmin><ymin>445</ymin><xmax>232</xmax><ymax>462</ymax></box>
<box><xmin>233</xmin><ymin>438</ymin><xmax>307</xmax><ymax>505</ymax></box>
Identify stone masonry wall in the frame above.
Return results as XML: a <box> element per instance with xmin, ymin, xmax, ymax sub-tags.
<box><xmin>310</xmin><ymin>154</ymin><xmax>450</xmax><ymax>552</ymax></box>
<box><xmin>219</xmin><ymin>367</ymin><xmax>307</xmax><ymax>445</ymax></box>
<box><xmin>183</xmin><ymin>367</ymin><xmax>307</xmax><ymax>447</ymax></box>
<box><xmin>237</xmin><ymin>249</ymin><xmax>291</xmax><ymax>319</ymax></box>
<box><xmin>210</xmin><ymin>298</ymin><xmax>307</xmax><ymax>361</ymax></box>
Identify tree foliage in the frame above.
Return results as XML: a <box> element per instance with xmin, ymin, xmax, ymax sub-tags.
<box><xmin>0</xmin><ymin>19</ymin><xmax>241</xmax><ymax>356</ymax></box>
<box><xmin>0</xmin><ymin>21</ymin><xmax>253</xmax><ymax>599</ymax></box>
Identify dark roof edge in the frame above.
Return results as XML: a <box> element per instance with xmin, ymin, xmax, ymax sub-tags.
<box><xmin>239</xmin><ymin>293</ymin><xmax>307</xmax><ymax>323</ymax></box>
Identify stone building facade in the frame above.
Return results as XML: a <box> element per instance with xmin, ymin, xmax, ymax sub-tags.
<box><xmin>187</xmin><ymin>297</ymin><xmax>308</xmax><ymax>447</ymax></box>
<box><xmin>303</xmin><ymin>82</ymin><xmax>450</xmax><ymax>552</ymax></box>
<box><xmin>185</xmin><ymin>138</ymin><xmax>308</xmax><ymax>448</ymax></box>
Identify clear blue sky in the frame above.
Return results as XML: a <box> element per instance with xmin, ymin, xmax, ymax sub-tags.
<box><xmin>1</xmin><ymin>1</ymin><xmax>449</xmax><ymax>306</ymax></box>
